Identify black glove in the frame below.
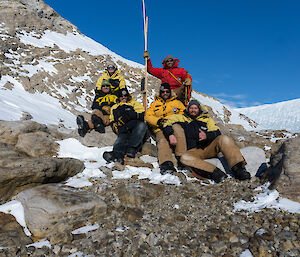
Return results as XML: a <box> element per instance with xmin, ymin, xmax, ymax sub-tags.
<box><xmin>108</xmin><ymin>79</ymin><xmax>120</xmax><ymax>88</ymax></box>
<box><xmin>157</xmin><ymin>118</ymin><xmax>166</xmax><ymax>128</ymax></box>
<box><xmin>123</xmin><ymin>110</ymin><xmax>138</xmax><ymax>122</ymax></box>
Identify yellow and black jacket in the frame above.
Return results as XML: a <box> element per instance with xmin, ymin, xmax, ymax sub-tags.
<box><xmin>95</xmin><ymin>70</ymin><xmax>126</xmax><ymax>95</ymax></box>
<box><xmin>163</xmin><ymin>106</ymin><xmax>221</xmax><ymax>150</ymax></box>
<box><xmin>110</xmin><ymin>94</ymin><xmax>145</xmax><ymax>134</ymax></box>
<box><xmin>91</xmin><ymin>91</ymin><xmax>118</xmax><ymax>114</ymax></box>
<box><xmin>145</xmin><ymin>94</ymin><xmax>185</xmax><ymax>133</ymax></box>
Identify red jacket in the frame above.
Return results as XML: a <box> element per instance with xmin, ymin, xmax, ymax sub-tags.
<box><xmin>147</xmin><ymin>58</ymin><xmax>192</xmax><ymax>89</ymax></box>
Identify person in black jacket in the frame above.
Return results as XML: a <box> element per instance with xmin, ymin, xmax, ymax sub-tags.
<box><xmin>163</xmin><ymin>100</ymin><xmax>251</xmax><ymax>183</ymax></box>
<box><xmin>103</xmin><ymin>88</ymin><xmax>147</xmax><ymax>164</ymax></box>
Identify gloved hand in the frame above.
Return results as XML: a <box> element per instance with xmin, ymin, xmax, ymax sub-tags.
<box><xmin>143</xmin><ymin>50</ymin><xmax>150</xmax><ymax>59</ymax></box>
<box><xmin>101</xmin><ymin>105</ymin><xmax>111</xmax><ymax>115</ymax></box>
<box><xmin>184</xmin><ymin>78</ymin><xmax>192</xmax><ymax>86</ymax></box>
<box><xmin>122</xmin><ymin>110</ymin><xmax>138</xmax><ymax>122</ymax></box>
<box><xmin>157</xmin><ymin>118</ymin><xmax>166</xmax><ymax>128</ymax></box>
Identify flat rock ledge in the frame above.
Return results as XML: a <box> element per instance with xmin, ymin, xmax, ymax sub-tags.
<box><xmin>16</xmin><ymin>184</ymin><xmax>107</xmax><ymax>244</ymax></box>
<box><xmin>0</xmin><ymin>150</ymin><xmax>84</xmax><ymax>204</ymax></box>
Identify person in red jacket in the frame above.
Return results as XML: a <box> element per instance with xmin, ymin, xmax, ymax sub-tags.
<box><xmin>143</xmin><ymin>51</ymin><xmax>192</xmax><ymax>104</ymax></box>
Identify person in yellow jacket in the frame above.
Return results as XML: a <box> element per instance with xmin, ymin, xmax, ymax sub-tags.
<box><xmin>103</xmin><ymin>87</ymin><xmax>146</xmax><ymax>164</ymax></box>
<box><xmin>76</xmin><ymin>80</ymin><xmax>117</xmax><ymax>137</ymax></box>
<box><xmin>95</xmin><ymin>62</ymin><xmax>126</xmax><ymax>95</ymax></box>
<box><xmin>145</xmin><ymin>83</ymin><xmax>186</xmax><ymax>174</ymax></box>
<box><xmin>163</xmin><ymin>100</ymin><xmax>251</xmax><ymax>183</ymax></box>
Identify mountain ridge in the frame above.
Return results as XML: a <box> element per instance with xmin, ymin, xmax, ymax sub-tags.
<box><xmin>236</xmin><ymin>98</ymin><xmax>300</xmax><ymax>132</ymax></box>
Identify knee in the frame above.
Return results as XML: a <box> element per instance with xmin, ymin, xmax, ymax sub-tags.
<box><xmin>180</xmin><ymin>154</ymin><xmax>193</xmax><ymax>165</ymax></box>
<box><xmin>136</xmin><ymin>121</ymin><xmax>147</xmax><ymax>135</ymax></box>
<box><xmin>219</xmin><ymin>135</ymin><xmax>233</xmax><ymax>145</ymax></box>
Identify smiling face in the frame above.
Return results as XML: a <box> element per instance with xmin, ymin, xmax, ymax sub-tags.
<box><xmin>160</xmin><ymin>89</ymin><xmax>171</xmax><ymax>100</ymax></box>
<box><xmin>119</xmin><ymin>95</ymin><xmax>128</xmax><ymax>103</ymax></box>
<box><xmin>101</xmin><ymin>84</ymin><xmax>110</xmax><ymax>93</ymax></box>
<box><xmin>188</xmin><ymin>105</ymin><xmax>200</xmax><ymax>117</ymax></box>
<box><xmin>107</xmin><ymin>65</ymin><xmax>116</xmax><ymax>75</ymax></box>
<box><xmin>165</xmin><ymin>58</ymin><xmax>174</xmax><ymax>68</ymax></box>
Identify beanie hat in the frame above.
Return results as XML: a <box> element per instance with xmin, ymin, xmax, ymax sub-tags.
<box><xmin>117</xmin><ymin>87</ymin><xmax>130</xmax><ymax>98</ymax></box>
<box><xmin>187</xmin><ymin>100</ymin><xmax>201</xmax><ymax>110</ymax></box>
<box><xmin>106</xmin><ymin>61</ymin><xmax>116</xmax><ymax>68</ymax></box>
<box><xmin>160</xmin><ymin>83</ymin><xmax>171</xmax><ymax>92</ymax></box>
<box><xmin>162</xmin><ymin>55</ymin><xmax>174</xmax><ymax>63</ymax></box>
<box><xmin>101</xmin><ymin>79</ymin><xmax>111</xmax><ymax>87</ymax></box>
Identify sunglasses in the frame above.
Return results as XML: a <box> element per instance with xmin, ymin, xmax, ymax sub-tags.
<box><xmin>166</xmin><ymin>59</ymin><xmax>174</xmax><ymax>63</ymax></box>
<box><xmin>161</xmin><ymin>90</ymin><xmax>170</xmax><ymax>94</ymax></box>
<box><xmin>102</xmin><ymin>85</ymin><xmax>110</xmax><ymax>88</ymax></box>
<box><xmin>107</xmin><ymin>66</ymin><xmax>115</xmax><ymax>69</ymax></box>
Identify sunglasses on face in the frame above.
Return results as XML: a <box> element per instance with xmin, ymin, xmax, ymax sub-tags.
<box><xmin>161</xmin><ymin>90</ymin><xmax>170</xmax><ymax>94</ymax></box>
<box><xmin>166</xmin><ymin>59</ymin><xmax>174</xmax><ymax>63</ymax></box>
<box><xmin>102</xmin><ymin>85</ymin><xmax>110</xmax><ymax>88</ymax></box>
<box><xmin>107</xmin><ymin>66</ymin><xmax>115</xmax><ymax>69</ymax></box>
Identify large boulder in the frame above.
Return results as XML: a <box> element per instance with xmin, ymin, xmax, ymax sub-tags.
<box><xmin>0</xmin><ymin>120</ymin><xmax>48</xmax><ymax>145</ymax></box>
<box><xmin>15</xmin><ymin>131</ymin><xmax>59</xmax><ymax>157</ymax></box>
<box><xmin>0</xmin><ymin>212</ymin><xmax>33</xmax><ymax>247</ymax></box>
<box><xmin>0</xmin><ymin>143</ymin><xmax>84</xmax><ymax>204</ymax></box>
<box><xmin>264</xmin><ymin>137</ymin><xmax>300</xmax><ymax>202</ymax></box>
<box><xmin>16</xmin><ymin>184</ymin><xmax>107</xmax><ymax>244</ymax></box>
<box><xmin>206</xmin><ymin>146</ymin><xmax>267</xmax><ymax>177</ymax></box>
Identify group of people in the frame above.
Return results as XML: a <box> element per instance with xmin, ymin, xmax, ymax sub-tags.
<box><xmin>76</xmin><ymin>52</ymin><xmax>251</xmax><ymax>183</ymax></box>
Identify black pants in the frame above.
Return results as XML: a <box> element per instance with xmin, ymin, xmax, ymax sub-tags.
<box><xmin>113</xmin><ymin>121</ymin><xmax>147</xmax><ymax>157</ymax></box>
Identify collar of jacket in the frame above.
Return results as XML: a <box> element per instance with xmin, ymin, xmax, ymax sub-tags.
<box><xmin>104</xmin><ymin>69</ymin><xmax>120</xmax><ymax>78</ymax></box>
<box><xmin>162</xmin><ymin>59</ymin><xmax>179</xmax><ymax>69</ymax></box>
<box><xmin>183</xmin><ymin>107</ymin><xmax>209</xmax><ymax>120</ymax></box>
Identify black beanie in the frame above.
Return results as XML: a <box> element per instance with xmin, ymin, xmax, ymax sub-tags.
<box><xmin>160</xmin><ymin>83</ymin><xmax>171</xmax><ymax>92</ymax></box>
<box><xmin>117</xmin><ymin>87</ymin><xmax>130</xmax><ymax>98</ymax></box>
<box><xmin>187</xmin><ymin>100</ymin><xmax>201</xmax><ymax>110</ymax></box>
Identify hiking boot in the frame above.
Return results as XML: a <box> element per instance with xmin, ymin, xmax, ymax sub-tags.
<box><xmin>103</xmin><ymin>151</ymin><xmax>124</xmax><ymax>165</ymax></box>
<box><xmin>231</xmin><ymin>162</ymin><xmax>251</xmax><ymax>180</ymax></box>
<box><xmin>211</xmin><ymin>167</ymin><xmax>228</xmax><ymax>183</ymax></box>
<box><xmin>191</xmin><ymin>167</ymin><xmax>227</xmax><ymax>183</ymax></box>
<box><xmin>76</xmin><ymin>115</ymin><xmax>89</xmax><ymax>137</ymax></box>
<box><xmin>103</xmin><ymin>151</ymin><xmax>115</xmax><ymax>163</ymax></box>
<box><xmin>160</xmin><ymin>161</ymin><xmax>176</xmax><ymax>175</ymax></box>
<box><xmin>91</xmin><ymin>114</ymin><xmax>105</xmax><ymax>133</ymax></box>
<box><xmin>176</xmin><ymin>156</ymin><xmax>190</xmax><ymax>171</ymax></box>
<box><xmin>126</xmin><ymin>147</ymin><xmax>136</xmax><ymax>158</ymax></box>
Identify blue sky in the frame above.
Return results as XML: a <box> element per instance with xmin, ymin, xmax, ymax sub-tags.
<box><xmin>44</xmin><ymin>0</ymin><xmax>300</xmax><ymax>108</ymax></box>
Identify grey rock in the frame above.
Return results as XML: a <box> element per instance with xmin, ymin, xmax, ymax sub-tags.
<box><xmin>0</xmin><ymin>143</ymin><xmax>84</xmax><ymax>204</ymax></box>
<box><xmin>0</xmin><ymin>212</ymin><xmax>33</xmax><ymax>247</ymax></box>
<box><xmin>265</xmin><ymin>137</ymin><xmax>300</xmax><ymax>202</ymax></box>
<box><xmin>16</xmin><ymin>184</ymin><xmax>107</xmax><ymax>244</ymax></box>
<box><xmin>15</xmin><ymin>131</ymin><xmax>59</xmax><ymax>157</ymax></box>
<box><xmin>0</xmin><ymin>120</ymin><xmax>48</xmax><ymax>145</ymax></box>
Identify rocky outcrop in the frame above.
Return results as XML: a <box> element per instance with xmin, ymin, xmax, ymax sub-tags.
<box><xmin>0</xmin><ymin>212</ymin><xmax>33</xmax><ymax>247</ymax></box>
<box><xmin>264</xmin><ymin>136</ymin><xmax>300</xmax><ymax>202</ymax></box>
<box><xmin>0</xmin><ymin>0</ymin><xmax>76</xmax><ymax>34</ymax></box>
<box><xmin>16</xmin><ymin>184</ymin><xmax>107</xmax><ymax>244</ymax></box>
<box><xmin>0</xmin><ymin>120</ymin><xmax>84</xmax><ymax>204</ymax></box>
<box><xmin>0</xmin><ymin>143</ymin><xmax>84</xmax><ymax>204</ymax></box>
